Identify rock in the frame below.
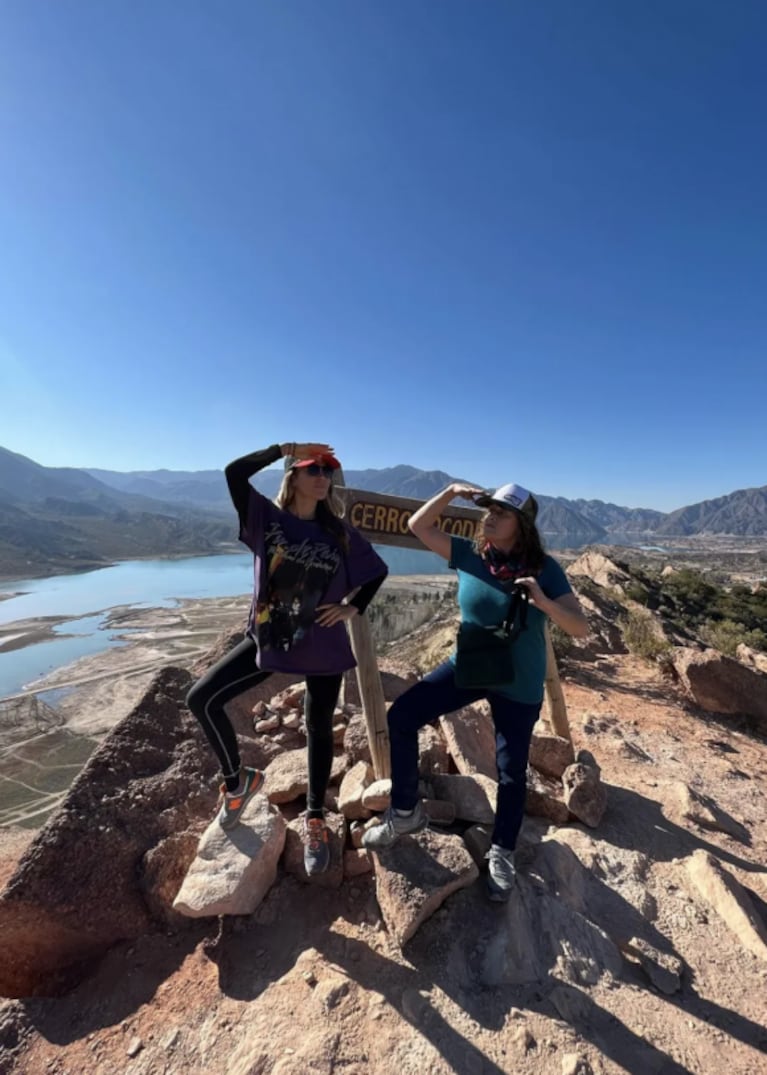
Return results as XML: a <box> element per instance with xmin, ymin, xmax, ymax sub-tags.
<box><xmin>338</xmin><ymin>761</ymin><xmax>374</xmax><ymax>820</ymax></box>
<box><xmin>343</xmin><ymin>848</ymin><xmax>373</xmax><ymax>878</ymax></box>
<box><xmin>127</xmin><ymin>1036</ymin><xmax>143</xmax><ymax>1058</ymax></box>
<box><xmin>439</xmin><ymin>702</ymin><xmax>496</xmax><ymax>778</ymax></box>
<box><xmin>265</xmin><ymin>749</ymin><xmax>347</xmax><ymax>804</ymax></box>
<box><xmin>0</xmin><ymin>667</ymin><xmax>215</xmax><ymax>998</ymax></box>
<box><xmin>430</xmin><ymin>773</ymin><xmax>497</xmax><ymax>824</ymax></box>
<box><xmin>270</xmin><ymin>687</ymin><xmax>305</xmax><ymax>714</ymax></box>
<box><xmin>283</xmin><ymin>812</ymin><xmax>345</xmax><ymax>888</ymax></box>
<box><xmin>529</xmin><ymin>731</ymin><xmax>575</xmax><ymax>780</ymax></box>
<box><xmin>536</xmin><ymin>829</ymin><xmax>657</xmax><ymax>930</ymax></box>
<box><xmin>686</xmin><ymin>849</ymin><xmax>767</xmax><ymax>961</ymax></box>
<box><xmin>736</xmin><ymin>643</ymin><xmax>767</xmax><ymax>675</ymax></box>
<box><xmin>673</xmin><ymin>647</ymin><xmax>767</xmax><ymax>724</ymax></box>
<box><xmin>481</xmin><ymin>868</ymin><xmax>622</xmax><ymax>987</ymax></box>
<box><xmin>173</xmin><ymin>794</ymin><xmax>286</xmax><ymax>917</ymax></box>
<box><xmin>255</xmin><ymin>715</ymin><xmax>281</xmax><ymax>734</ymax></box>
<box><xmin>463</xmin><ymin>824</ymin><xmax>493</xmax><ymax>868</ymax></box>
<box><xmin>342</xmin><ymin>711</ymin><xmax>372</xmax><ymax>766</ymax></box>
<box><xmin>418</xmin><ymin>725</ymin><xmax>450</xmax><ymax>777</ymax></box>
<box><xmin>562</xmin><ymin>761</ymin><xmax>607</xmax><ymax>828</ymax></box>
<box><xmin>140</xmin><ymin>830</ymin><xmax>201</xmax><ymax>927</ymax></box>
<box><xmin>361</xmin><ymin>779</ymin><xmax>392</xmax><ymax>812</ymax></box>
<box><xmin>575</xmin><ymin>749</ymin><xmax>600</xmax><ymax>772</ymax></box>
<box><xmin>567</xmin><ymin>551</ymin><xmax>633</xmax><ymax>593</ymax></box>
<box><xmin>622</xmin><ymin>936</ymin><xmax>683</xmax><ymax>994</ymax></box>
<box><xmin>423</xmin><ymin>798</ymin><xmax>455</xmax><ymax>825</ymax></box>
<box><xmin>525</xmin><ymin>769</ymin><xmax>570</xmax><ymax>824</ymax></box>
<box><xmin>371</xmin><ymin>830</ymin><xmax>479</xmax><ymax>945</ymax></box>
<box><xmin>252</xmin><ymin>700</ymin><xmax>269</xmax><ymax>718</ymax></box>
<box><xmin>282</xmin><ymin>710</ymin><xmax>302</xmax><ymax>730</ymax></box>
<box><xmin>672</xmin><ymin>782</ymin><xmax>750</xmax><ymax>843</ymax></box>
<box><xmin>561</xmin><ymin>1054</ymin><xmax>594</xmax><ymax>1075</ymax></box>
<box><xmin>514</xmin><ymin>1026</ymin><xmax>536</xmax><ymax>1051</ymax></box>
<box><xmin>314</xmin><ymin>974</ymin><xmax>350</xmax><ymax>1011</ymax></box>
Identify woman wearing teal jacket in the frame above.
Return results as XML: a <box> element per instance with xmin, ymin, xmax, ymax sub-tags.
<box><xmin>364</xmin><ymin>479</ymin><xmax>588</xmax><ymax>901</ymax></box>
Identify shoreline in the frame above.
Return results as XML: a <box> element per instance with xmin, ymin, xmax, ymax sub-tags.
<box><xmin>0</xmin><ymin>543</ymin><xmax>243</xmax><ymax>588</ymax></box>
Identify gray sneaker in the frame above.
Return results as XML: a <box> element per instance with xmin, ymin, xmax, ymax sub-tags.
<box><xmin>485</xmin><ymin>844</ymin><xmax>516</xmax><ymax>902</ymax></box>
<box><xmin>303</xmin><ymin>816</ymin><xmax>330</xmax><ymax>876</ymax></box>
<box><xmin>362</xmin><ymin>802</ymin><xmax>428</xmax><ymax>850</ymax></box>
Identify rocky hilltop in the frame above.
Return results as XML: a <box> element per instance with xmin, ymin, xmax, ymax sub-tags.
<box><xmin>0</xmin><ymin>553</ymin><xmax>766</xmax><ymax>1074</ymax></box>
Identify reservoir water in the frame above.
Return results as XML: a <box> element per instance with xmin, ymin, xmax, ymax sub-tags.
<box><xmin>0</xmin><ymin>547</ymin><xmax>450</xmax><ymax>698</ymax></box>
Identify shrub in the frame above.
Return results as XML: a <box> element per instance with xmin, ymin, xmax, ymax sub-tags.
<box><xmin>620</xmin><ymin>608</ymin><xmax>672</xmax><ymax>662</ymax></box>
<box><xmin>699</xmin><ymin>619</ymin><xmax>767</xmax><ymax>658</ymax></box>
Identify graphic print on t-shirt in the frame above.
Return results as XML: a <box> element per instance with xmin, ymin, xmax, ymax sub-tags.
<box><xmin>254</xmin><ymin>521</ymin><xmax>342</xmax><ymax>653</ymax></box>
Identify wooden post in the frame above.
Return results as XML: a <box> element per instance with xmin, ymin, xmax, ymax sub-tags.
<box><xmin>335</xmin><ymin>470</ymin><xmax>391</xmax><ymax>780</ymax></box>
<box><xmin>543</xmin><ymin>625</ymin><xmax>572</xmax><ymax>745</ymax></box>
<box><xmin>347</xmin><ymin>614</ymin><xmax>391</xmax><ymax>780</ymax></box>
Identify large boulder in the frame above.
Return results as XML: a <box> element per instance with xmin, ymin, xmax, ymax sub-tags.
<box><xmin>673</xmin><ymin>647</ymin><xmax>767</xmax><ymax>724</ymax></box>
<box><xmin>0</xmin><ymin>667</ymin><xmax>213</xmax><ymax>997</ymax></box>
<box><xmin>173</xmin><ymin>795</ymin><xmax>287</xmax><ymax>917</ymax></box>
<box><xmin>439</xmin><ymin>703</ymin><xmax>496</xmax><ymax>778</ymax></box>
<box><xmin>370</xmin><ymin>830</ymin><xmax>478</xmax><ymax>945</ymax></box>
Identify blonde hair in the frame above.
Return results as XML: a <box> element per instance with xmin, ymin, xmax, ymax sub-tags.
<box><xmin>275</xmin><ymin>469</ymin><xmax>349</xmax><ymax>551</ymax></box>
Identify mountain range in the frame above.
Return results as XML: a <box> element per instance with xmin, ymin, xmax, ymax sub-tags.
<box><xmin>1</xmin><ymin>445</ymin><xmax>765</xmax><ymax>580</ymax></box>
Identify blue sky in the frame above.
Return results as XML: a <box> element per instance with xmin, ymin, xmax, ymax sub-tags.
<box><xmin>1</xmin><ymin>1</ymin><xmax>765</xmax><ymax>512</ymax></box>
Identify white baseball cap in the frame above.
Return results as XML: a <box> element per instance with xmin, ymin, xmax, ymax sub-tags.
<box><xmin>474</xmin><ymin>483</ymin><xmax>538</xmax><ymax>520</ymax></box>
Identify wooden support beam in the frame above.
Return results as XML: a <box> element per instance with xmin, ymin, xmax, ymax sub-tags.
<box><xmin>543</xmin><ymin>625</ymin><xmax>572</xmax><ymax>745</ymax></box>
<box><xmin>347</xmin><ymin>613</ymin><xmax>391</xmax><ymax>779</ymax></box>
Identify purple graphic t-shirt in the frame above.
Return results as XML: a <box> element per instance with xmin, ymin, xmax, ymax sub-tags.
<box><xmin>240</xmin><ymin>488</ymin><xmax>387</xmax><ymax>674</ymax></box>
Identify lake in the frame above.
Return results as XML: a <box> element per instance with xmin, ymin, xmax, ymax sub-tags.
<box><xmin>0</xmin><ymin>546</ymin><xmax>450</xmax><ymax>698</ymax></box>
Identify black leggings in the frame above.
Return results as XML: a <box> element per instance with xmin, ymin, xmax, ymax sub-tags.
<box><xmin>186</xmin><ymin>635</ymin><xmax>342</xmax><ymax>814</ymax></box>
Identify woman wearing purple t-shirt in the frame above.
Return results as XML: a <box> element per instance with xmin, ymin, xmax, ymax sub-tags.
<box><xmin>187</xmin><ymin>442</ymin><xmax>387</xmax><ymax>876</ymax></box>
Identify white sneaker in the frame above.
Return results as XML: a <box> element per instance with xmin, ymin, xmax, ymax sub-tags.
<box><xmin>362</xmin><ymin>802</ymin><xmax>428</xmax><ymax>850</ymax></box>
<box><xmin>486</xmin><ymin>844</ymin><xmax>516</xmax><ymax>901</ymax></box>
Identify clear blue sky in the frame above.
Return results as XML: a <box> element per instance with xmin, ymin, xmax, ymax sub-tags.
<box><xmin>1</xmin><ymin>1</ymin><xmax>765</xmax><ymax>512</ymax></box>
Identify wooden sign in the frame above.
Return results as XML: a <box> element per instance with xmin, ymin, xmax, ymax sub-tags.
<box><xmin>340</xmin><ymin>488</ymin><xmax>482</xmax><ymax>550</ymax></box>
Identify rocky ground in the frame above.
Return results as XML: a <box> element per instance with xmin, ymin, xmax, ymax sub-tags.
<box><xmin>0</xmin><ymin>556</ymin><xmax>766</xmax><ymax>1075</ymax></box>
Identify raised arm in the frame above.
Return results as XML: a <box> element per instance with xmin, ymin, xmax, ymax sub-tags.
<box><xmin>408</xmin><ymin>483</ymin><xmax>484</xmax><ymax>561</ymax></box>
<box><xmin>225</xmin><ymin>441</ymin><xmax>334</xmax><ymax>532</ymax></box>
<box><xmin>224</xmin><ymin>444</ymin><xmax>284</xmax><ymax>533</ymax></box>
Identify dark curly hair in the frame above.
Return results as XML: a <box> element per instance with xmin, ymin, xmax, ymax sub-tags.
<box><xmin>474</xmin><ymin>496</ymin><xmax>546</xmax><ymax>574</ymax></box>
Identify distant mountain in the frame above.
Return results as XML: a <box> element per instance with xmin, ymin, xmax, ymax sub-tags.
<box><xmin>2</xmin><ymin>445</ymin><xmax>766</xmax><ymax>581</ymax></box>
<box><xmin>567</xmin><ymin>498</ymin><xmax>666</xmax><ymax>534</ymax></box>
<box><xmin>655</xmin><ymin>485</ymin><xmax>767</xmax><ymax>536</ymax></box>
<box><xmin>77</xmin><ymin>459</ymin><xmax>767</xmax><ymax>536</ymax></box>
<box><xmin>0</xmin><ymin>448</ymin><xmax>233</xmax><ymax>580</ymax></box>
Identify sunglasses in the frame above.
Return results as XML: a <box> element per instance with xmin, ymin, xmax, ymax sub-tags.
<box><xmin>302</xmin><ymin>464</ymin><xmax>335</xmax><ymax>478</ymax></box>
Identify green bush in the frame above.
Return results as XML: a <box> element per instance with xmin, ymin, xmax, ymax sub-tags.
<box><xmin>620</xmin><ymin>609</ymin><xmax>672</xmax><ymax>662</ymax></box>
<box><xmin>625</xmin><ymin>581</ymin><xmax>650</xmax><ymax>605</ymax></box>
<box><xmin>699</xmin><ymin>618</ymin><xmax>767</xmax><ymax>658</ymax></box>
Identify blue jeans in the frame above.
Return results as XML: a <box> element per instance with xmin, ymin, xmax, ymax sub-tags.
<box><xmin>388</xmin><ymin>660</ymin><xmax>540</xmax><ymax>851</ymax></box>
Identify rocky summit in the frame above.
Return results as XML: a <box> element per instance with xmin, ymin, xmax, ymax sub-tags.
<box><xmin>0</xmin><ymin>551</ymin><xmax>766</xmax><ymax>1074</ymax></box>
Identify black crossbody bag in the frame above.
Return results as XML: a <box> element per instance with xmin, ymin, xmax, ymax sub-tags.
<box><xmin>454</xmin><ymin>585</ymin><xmax>530</xmax><ymax>689</ymax></box>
